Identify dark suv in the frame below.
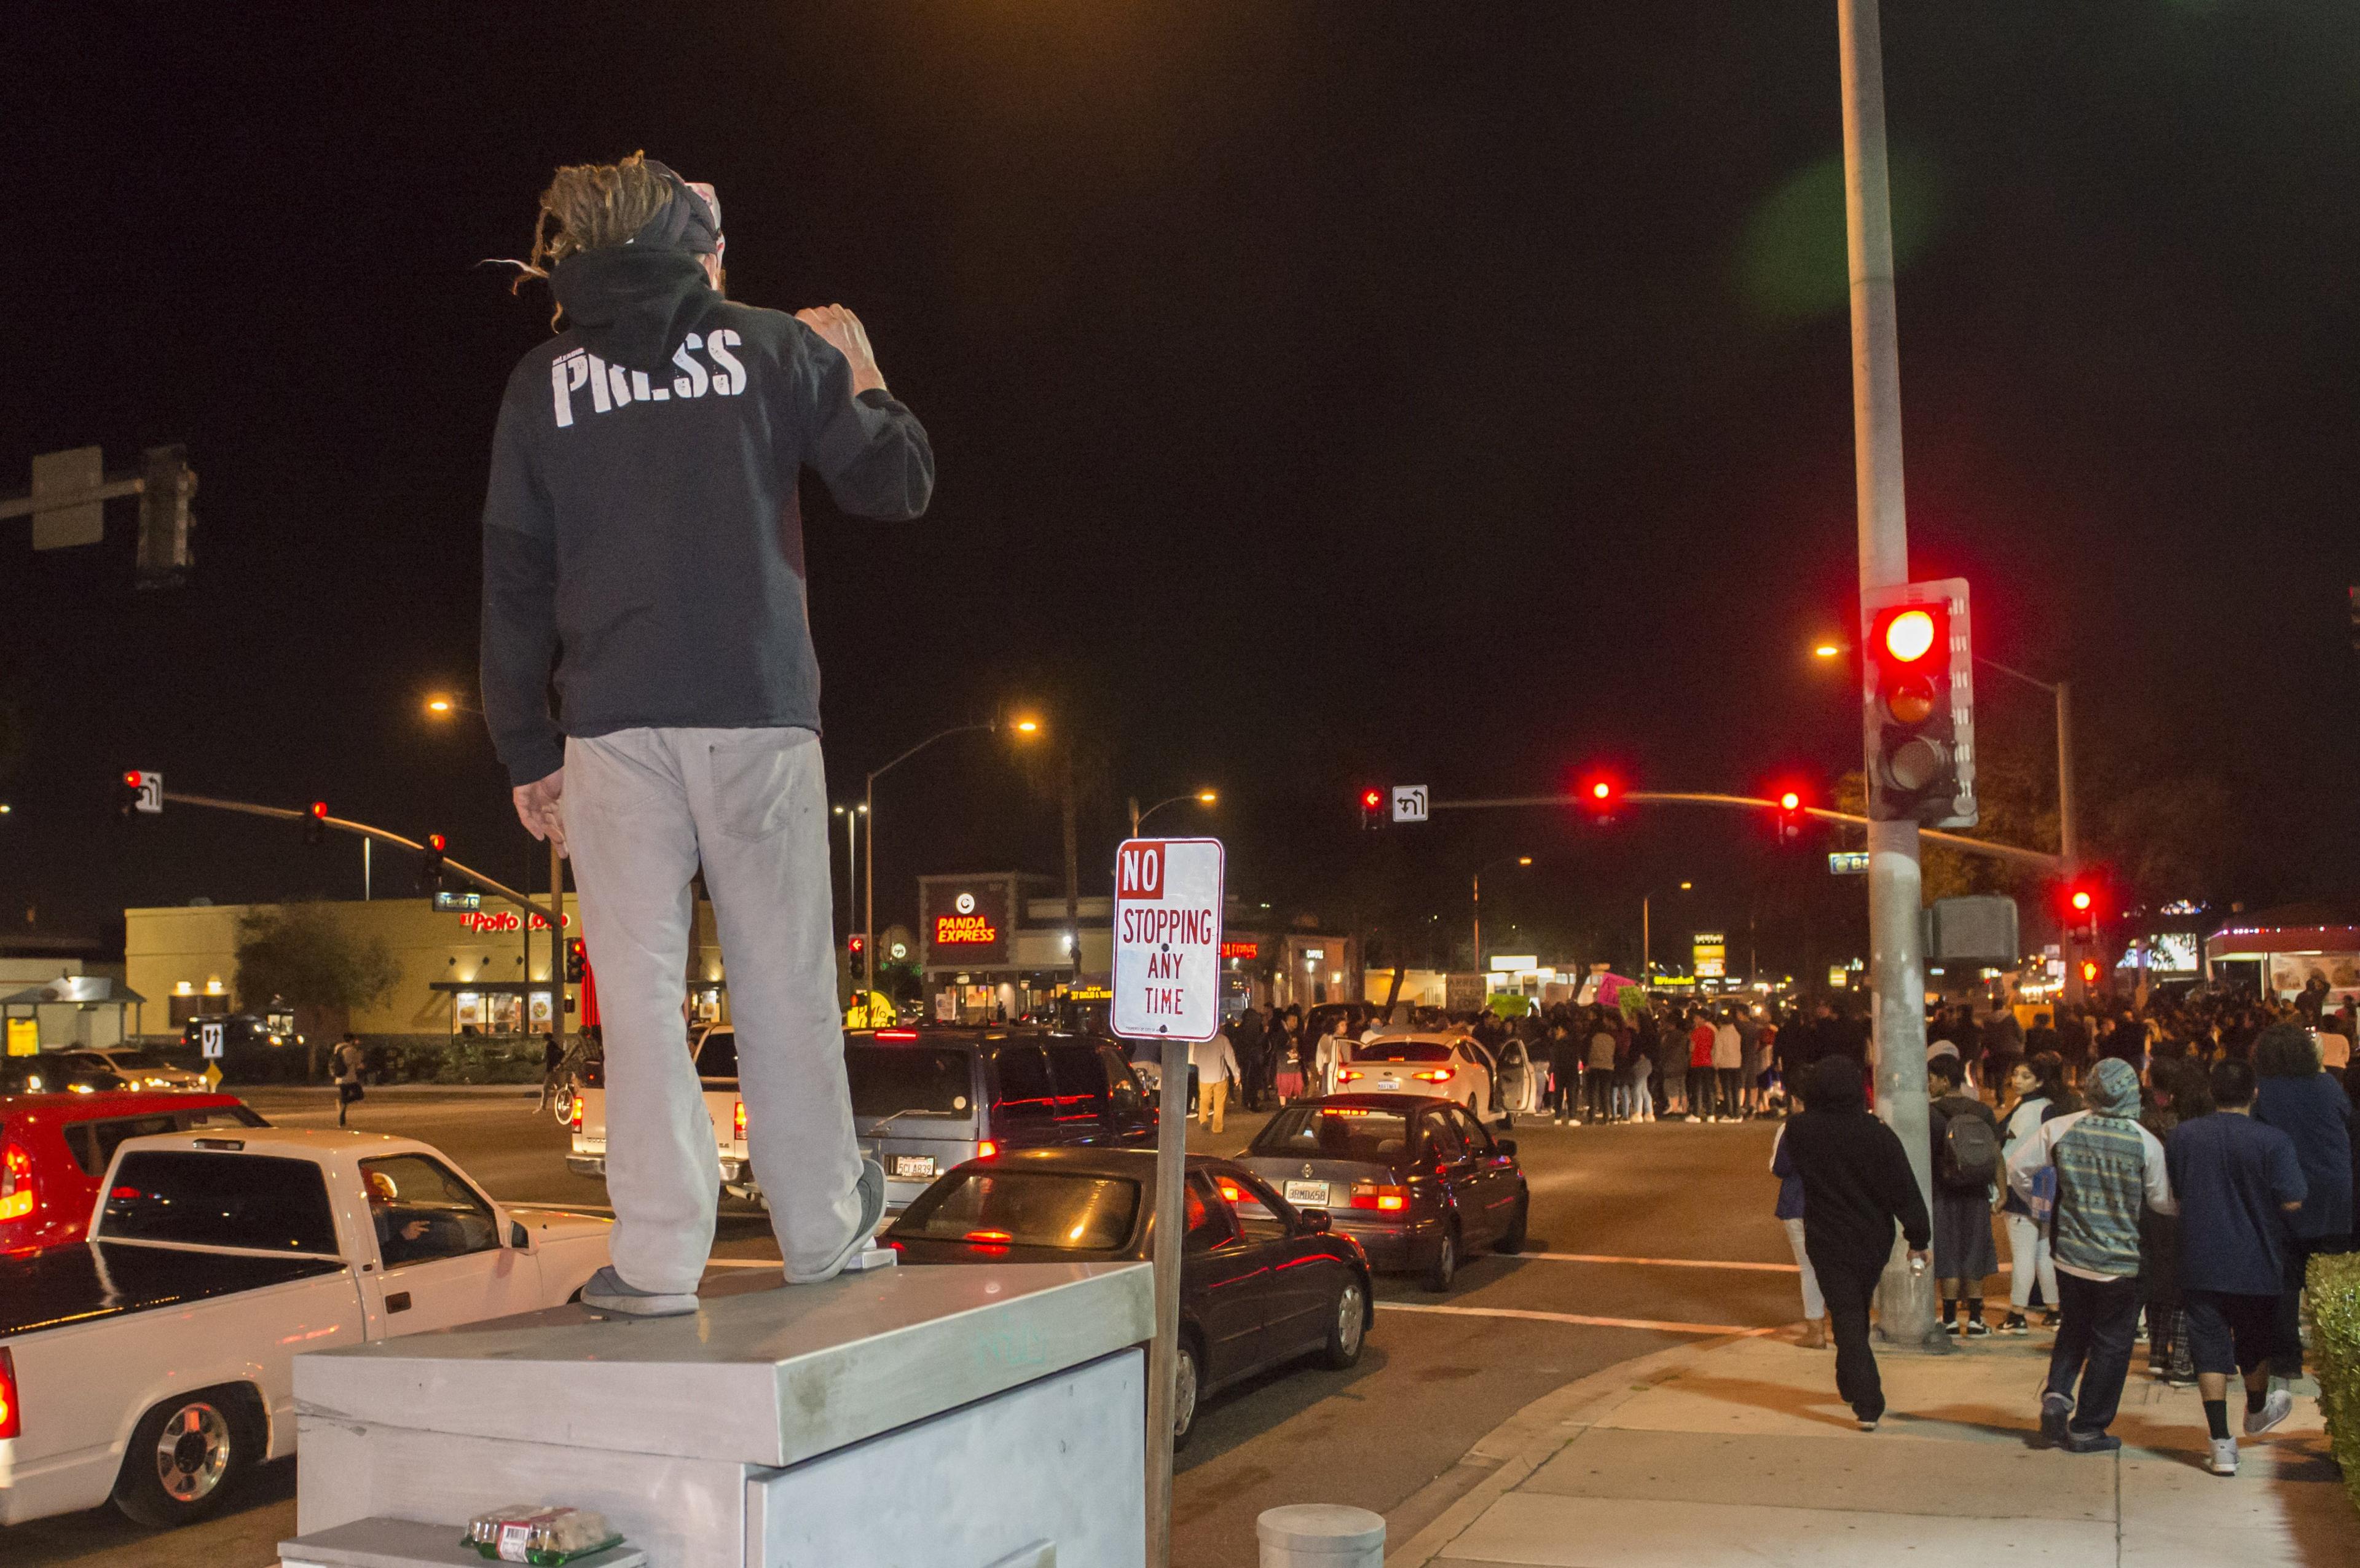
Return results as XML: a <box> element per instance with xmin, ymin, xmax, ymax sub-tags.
<box><xmin>850</xmin><ymin>1027</ymin><xmax>1156</xmax><ymax>1211</ymax></box>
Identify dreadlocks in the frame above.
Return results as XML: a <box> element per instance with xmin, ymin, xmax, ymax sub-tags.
<box><xmin>527</xmin><ymin>150</ymin><xmax>674</xmax><ymax>277</ymax></box>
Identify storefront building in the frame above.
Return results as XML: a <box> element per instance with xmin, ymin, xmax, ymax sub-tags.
<box><xmin>2205</xmin><ymin>904</ymin><xmax>2360</xmax><ymax>1005</ymax></box>
<box><xmin>125</xmin><ymin>895</ymin><xmax>733</xmax><ymax>1040</ymax></box>
<box><xmin>916</xmin><ymin>871</ymin><xmax>1358</xmax><ymax>1025</ymax></box>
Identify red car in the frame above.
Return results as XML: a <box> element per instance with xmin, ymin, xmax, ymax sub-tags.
<box><xmin>0</xmin><ymin>1091</ymin><xmax>267</xmax><ymax>1255</ymax></box>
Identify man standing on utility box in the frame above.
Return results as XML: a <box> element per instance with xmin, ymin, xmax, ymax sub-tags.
<box><xmin>479</xmin><ymin>152</ymin><xmax>933</xmax><ymax>1316</ymax></box>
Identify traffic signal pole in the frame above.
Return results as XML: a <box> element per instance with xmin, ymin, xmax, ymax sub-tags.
<box><xmin>1841</xmin><ymin>0</ymin><xmax>1943</xmax><ymax>1350</ymax></box>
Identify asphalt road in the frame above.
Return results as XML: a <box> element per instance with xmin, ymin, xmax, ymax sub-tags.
<box><xmin>9</xmin><ymin>1089</ymin><xmax>1802</xmax><ymax>1568</ymax></box>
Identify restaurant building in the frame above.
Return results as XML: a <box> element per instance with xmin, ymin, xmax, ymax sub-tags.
<box><xmin>916</xmin><ymin>871</ymin><xmax>1358</xmax><ymax>1025</ymax></box>
<box><xmin>124</xmin><ymin>894</ymin><xmax>732</xmax><ymax>1040</ymax></box>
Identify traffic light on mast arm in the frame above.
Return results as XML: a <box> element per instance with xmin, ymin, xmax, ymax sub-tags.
<box><xmin>1580</xmin><ymin>776</ymin><xmax>1621</xmax><ymax>825</ymax></box>
<box><xmin>2058</xmin><ymin>879</ymin><xmax>2106</xmax><ymax>944</ymax></box>
<box><xmin>1359</xmin><ymin>788</ymin><xmax>1384</xmax><ymax>831</ymax></box>
<box><xmin>1774</xmin><ymin>788</ymin><xmax>1807</xmax><ymax>844</ymax></box>
<box><xmin>565</xmin><ymin>938</ymin><xmax>587</xmax><ymax>984</ymax></box>
<box><xmin>304</xmin><ymin>801</ymin><xmax>328</xmax><ymax>845</ymax></box>
<box><xmin>419</xmin><ymin>833</ymin><xmax>447</xmax><ymax>891</ymax></box>
<box><xmin>135</xmin><ymin>444</ymin><xmax>196</xmax><ymax>589</ymax></box>
<box><xmin>1860</xmin><ymin>578</ymin><xmax>1977</xmax><ymax>828</ymax></box>
<box><xmin>117</xmin><ymin>770</ymin><xmax>146</xmax><ymax>818</ymax></box>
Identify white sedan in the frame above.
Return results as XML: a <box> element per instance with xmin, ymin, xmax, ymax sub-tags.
<box><xmin>69</xmin><ymin>1047</ymin><xmax>210</xmax><ymax>1093</ymax></box>
<box><xmin>1337</xmin><ymin>1033</ymin><xmax>1498</xmax><ymax>1122</ymax></box>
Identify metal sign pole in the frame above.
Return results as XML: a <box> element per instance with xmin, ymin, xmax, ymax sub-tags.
<box><xmin>1143</xmin><ymin>1031</ymin><xmax>1186</xmax><ymax>1567</ymax></box>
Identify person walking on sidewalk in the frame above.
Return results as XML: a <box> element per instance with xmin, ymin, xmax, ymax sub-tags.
<box><xmin>1926</xmin><ymin>1048</ymin><xmax>2002</xmax><ymax>1337</ymax></box>
<box><xmin>332</xmin><ymin>1034</ymin><xmax>366</xmax><ymax>1127</ymax></box>
<box><xmin>1769</xmin><ymin>1076</ymin><xmax>1828</xmax><ymax>1348</ymax></box>
<box><xmin>1994</xmin><ymin>1051</ymin><xmax>2072</xmax><ymax>1333</ymax></box>
<box><xmin>481</xmin><ymin>153</ymin><xmax>930</xmax><ymax>1317</ymax></box>
<box><xmin>2251</xmin><ymin>1022</ymin><xmax>2354</xmax><ymax>1385</ymax></box>
<box><xmin>2005</xmin><ymin>1057</ymin><xmax>2176</xmax><ymax>1454</ymax></box>
<box><xmin>1780</xmin><ymin>1056</ymin><xmax>1932</xmax><ymax>1430</ymax></box>
<box><xmin>2171</xmin><ymin>1058</ymin><xmax>2308</xmax><ymax>1476</ymax></box>
<box><xmin>1194</xmin><ymin>1028</ymin><xmax>1239</xmax><ymax>1134</ymax></box>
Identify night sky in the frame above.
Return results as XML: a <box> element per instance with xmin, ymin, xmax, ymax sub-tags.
<box><xmin>6</xmin><ymin>4</ymin><xmax>2356</xmax><ymax>978</ymax></box>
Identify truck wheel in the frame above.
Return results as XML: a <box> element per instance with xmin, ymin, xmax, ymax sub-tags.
<box><xmin>112</xmin><ymin>1389</ymin><xmax>255</xmax><ymax>1528</ymax></box>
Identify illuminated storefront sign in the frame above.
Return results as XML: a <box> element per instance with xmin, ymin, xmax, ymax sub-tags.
<box><xmin>934</xmin><ymin>914</ymin><xmax>1000</xmax><ymax>945</ymax></box>
<box><xmin>1219</xmin><ymin>941</ymin><xmax>1259</xmax><ymax>960</ymax></box>
<box><xmin>921</xmin><ymin>879</ymin><xmax>1013</xmax><ymax>967</ymax></box>
<box><xmin>458</xmin><ymin>909</ymin><xmax>572</xmax><ymax>935</ymax></box>
<box><xmin>1693</xmin><ymin>933</ymin><xmax>1727</xmax><ymax>979</ymax></box>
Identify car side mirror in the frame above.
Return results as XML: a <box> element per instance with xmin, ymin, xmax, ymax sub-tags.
<box><xmin>1495</xmin><ymin>1138</ymin><xmax>1518</xmax><ymax>1158</ymax></box>
<box><xmin>508</xmin><ymin>1220</ymin><xmax>530</xmax><ymax>1250</ymax></box>
<box><xmin>1299</xmin><ymin>1208</ymin><xmax>1333</xmax><ymax>1235</ymax></box>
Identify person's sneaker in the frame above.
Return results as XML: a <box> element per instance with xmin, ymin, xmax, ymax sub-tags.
<box><xmin>2208</xmin><ymin>1437</ymin><xmax>2240</xmax><ymax>1476</ymax></box>
<box><xmin>2245</xmin><ymin>1389</ymin><xmax>2294</xmax><ymax>1437</ymax></box>
<box><xmin>2039</xmin><ymin>1310</ymin><xmax>2061</xmax><ymax>1329</ymax></box>
<box><xmin>1857</xmin><ymin>1416</ymin><xmax>1879</xmax><ymax>1432</ymax></box>
<box><xmin>2040</xmin><ymin>1392</ymin><xmax>2074</xmax><ymax>1448</ymax></box>
<box><xmin>1999</xmin><ymin>1313</ymin><xmax>2029</xmax><ymax>1336</ymax></box>
<box><xmin>785</xmin><ymin>1159</ymin><xmax>889</xmax><ymax>1285</ymax></box>
<box><xmin>580</xmin><ymin>1264</ymin><xmax>699</xmax><ymax>1319</ymax></box>
<box><xmin>1964</xmin><ymin>1317</ymin><xmax>1993</xmax><ymax>1338</ymax></box>
<box><xmin>2062</xmin><ymin>1430</ymin><xmax>2122</xmax><ymax>1455</ymax></box>
<box><xmin>1944</xmin><ymin>1319</ymin><xmax>1962</xmax><ymax>1336</ymax></box>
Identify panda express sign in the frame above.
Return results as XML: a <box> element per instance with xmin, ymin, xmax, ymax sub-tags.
<box><xmin>922</xmin><ymin>879</ymin><xmax>1013</xmax><ymax>967</ymax></box>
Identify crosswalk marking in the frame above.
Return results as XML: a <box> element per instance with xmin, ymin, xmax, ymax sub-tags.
<box><xmin>1378</xmin><ymin>1301</ymin><xmax>1774</xmax><ymax>1337</ymax></box>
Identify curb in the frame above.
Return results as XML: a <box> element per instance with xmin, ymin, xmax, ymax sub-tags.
<box><xmin>1380</xmin><ymin>1330</ymin><xmax>1768</xmax><ymax>1567</ymax></box>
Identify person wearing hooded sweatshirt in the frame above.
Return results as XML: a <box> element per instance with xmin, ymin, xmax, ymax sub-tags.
<box><xmin>2006</xmin><ymin>1057</ymin><xmax>2176</xmax><ymax>1454</ymax></box>
<box><xmin>1780</xmin><ymin>1056</ymin><xmax>1932</xmax><ymax>1430</ymax></box>
<box><xmin>479</xmin><ymin>153</ymin><xmax>933</xmax><ymax>1317</ymax></box>
<box><xmin>2251</xmin><ymin>1022</ymin><xmax>2354</xmax><ymax>1383</ymax></box>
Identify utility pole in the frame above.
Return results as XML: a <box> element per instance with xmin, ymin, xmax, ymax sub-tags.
<box><xmin>1839</xmin><ymin>0</ymin><xmax>1941</xmax><ymax>1348</ymax></box>
<box><xmin>1061</xmin><ymin>745</ymin><xmax>1081</xmax><ymax>988</ymax></box>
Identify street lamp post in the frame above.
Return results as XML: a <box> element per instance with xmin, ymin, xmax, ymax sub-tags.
<box><xmin>865</xmin><ymin>716</ymin><xmax>1040</xmax><ymax>1000</ymax></box>
<box><xmin>1641</xmin><ymin>880</ymin><xmax>1692</xmax><ymax>980</ymax></box>
<box><xmin>426</xmin><ymin>689</ymin><xmax>563</xmax><ymax>1051</ymax></box>
<box><xmin>1470</xmin><ymin>855</ymin><xmax>1532</xmax><ymax>973</ymax></box>
<box><xmin>833</xmin><ymin>803</ymin><xmax>867</xmax><ymax>995</ymax></box>
<box><xmin>1127</xmin><ymin>789</ymin><xmax>1217</xmax><ymax>839</ymax></box>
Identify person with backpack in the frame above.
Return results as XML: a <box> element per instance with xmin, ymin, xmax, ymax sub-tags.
<box><xmin>1927</xmin><ymin>1047</ymin><xmax>2001</xmax><ymax>1336</ymax></box>
<box><xmin>332</xmin><ymin>1033</ymin><xmax>366</xmax><ymax>1127</ymax></box>
<box><xmin>2006</xmin><ymin>1057</ymin><xmax>2176</xmax><ymax>1454</ymax></box>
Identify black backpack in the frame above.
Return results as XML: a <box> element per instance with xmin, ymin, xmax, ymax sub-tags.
<box><xmin>1937</xmin><ymin>1105</ymin><xmax>2000</xmax><ymax>1191</ymax></box>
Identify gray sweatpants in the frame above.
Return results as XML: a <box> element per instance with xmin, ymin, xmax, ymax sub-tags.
<box><xmin>565</xmin><ymin>726</ymin><xmax>862</xmax><ymax>1293</ymax></box>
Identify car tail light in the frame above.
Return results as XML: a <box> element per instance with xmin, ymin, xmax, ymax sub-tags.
<box><xmin>0</xmin><ymin>1346</ymin><xmax>18</xmax><ymax>1439</ymax></box>
<box><xmin>976</xmin><ymin>1140</ymin><xmax>999</xmax><ymax>1159</ymax></box>
<box><xmin>733</xmin><ymin>1101</ymin><xmax>746</xmax><ymax>1141</ymax></box>
<box><xmin>569</xmin><ymin>1099</ymin><xmax>585</xmax><ymax>1133</ymax></box>
<box><xmin>0</xmin><ymin>1143</ymin><xmax>31</xmax><ymax>1223</ymax></box>
<box><xmin>1348</xmin><ymin>1183</ymin><xmax>1409</xmax><ymax>1213</ymax></box>
<box><xmin>1216</xmin><ymin>1178</ymin><xmax>1243</xmax><ymax>1203</ymax></box>
<box><xmin>966</xmin><ymin>1229</ymin><xmax>1013</xmax><ymax>1244</ymax></box>
<box><xmin>1412</xmin><ymin>1068</ymin><xmax>1454</xmax><ymax>1083</ymax></box>
<box><xmin>1337</xmin><ymin>1069</ymin><xmax>1364</xmax><ymax>1083</ymax></box>
<box><xmin>876</xmin><ymin>1029</ymin><xmax>919</xmax><ymax>1041</ymax></box>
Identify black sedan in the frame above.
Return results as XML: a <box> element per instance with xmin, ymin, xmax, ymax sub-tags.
<box><xmin>1232</xmin><ymin>1094</ymin><xmax>1528</xmax><ymax>1292</ymax></box>
<box><xmin>884</xmin><ymin>1147</ymin><xmax>1374</xmax><ymax>1445</ymax></box>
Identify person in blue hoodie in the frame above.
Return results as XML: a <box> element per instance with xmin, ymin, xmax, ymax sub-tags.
<box><xmin>2251</xmin><ymin>1023</ymin><xmax>2354</xmax><ymax>1381</ymax></box>
<box><xmin>479</xmin><ymin>153</ymin><xmax>933</xmax><ymax>1317</ymax></box>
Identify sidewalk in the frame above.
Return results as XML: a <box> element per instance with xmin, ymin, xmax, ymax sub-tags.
<box><xmin>1387</xmin><ymin>1329</ymin><xmax>2356</xmax><ymax>1567</ymax></box>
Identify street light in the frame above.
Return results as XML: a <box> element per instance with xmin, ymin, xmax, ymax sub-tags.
<box><xmin>832</xmin><ymin>802</ymin><xmax>867</xmax><ymax>963</ymax></box>
<box><xmin>865</xmin><ymin>713</ymin><xmax>1044</xmax><ymax>997</ymax></box>
<box><xmin>1128</xmin><ymin>788</ymin><xmax>1218</xmax><ymax>837</ymax></box>
<box><xmin>1471</xmin><ymin>855</ymin><xmax>1532</xmax><ymax>973</ymax></box>
<box><xmin>423</xmin><ymin>692</ymin><xmax>481</xmax><ymax>718</ymax></box>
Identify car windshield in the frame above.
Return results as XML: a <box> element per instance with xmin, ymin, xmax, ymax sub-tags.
<box><xmin>1252</xmin><ymin>1106</ymin><xmax>1414</xmax><ymax>1161</ymax></box>
<box><xmin>897</xmin><ymin>1170</ymin><xmax>1138</xmax><ymax>1250</ymax></box>
<box><xmin>105</xmin><ymin>1049</ymin><xmax>172</xmax><ymax>1070</ymax></box>
<box><xmin>847</xmin><ymin>1046</ymin><xmax>972</xmax><ymax>1119</ymax></box>
<box><xmin>1354</xmin><ymin>1041</ymin><xmax>1452</xmax><ymax>1063</ymax></box>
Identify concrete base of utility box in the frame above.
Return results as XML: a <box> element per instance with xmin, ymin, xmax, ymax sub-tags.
<box><xmin>289</xmin><ymin>1261</ymin><xmax>1153</xmax><ymax>1568</ymax></box>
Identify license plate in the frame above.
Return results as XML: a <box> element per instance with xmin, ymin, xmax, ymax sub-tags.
<box><xmin>892</xmin><ymin>1154</ymin><xmax>938</xmax><ymax>1180</ymax></box>
<box><xmin>1284</xmin><ymin>1180</ymin><xmax>1329</xmax><ymax>1206</ymax></box>
<box><xmin>1377</xmin><ymin>1077</ymin><xmax>1404</xmax><ymax>1090</ymax></box>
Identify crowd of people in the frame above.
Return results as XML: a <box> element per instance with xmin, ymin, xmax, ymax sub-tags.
<box><xmin>1769</xmin><ymin>984</ymin><xmax>2356</xmax><ymax>1479</ymax></box>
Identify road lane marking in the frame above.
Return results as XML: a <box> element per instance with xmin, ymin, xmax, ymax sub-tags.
<box><xmin>1378</xmin><ymin>1301</ymin><xmax>1774</xmax><ymax>1337</ymax></box>
<box><xmin>1522</xmin><ymin>1252</ymin><xmax>1798</xmax><ymax>1273</ymax></box>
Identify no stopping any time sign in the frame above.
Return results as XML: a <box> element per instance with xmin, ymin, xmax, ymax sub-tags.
<box><xmin>1111</xmin><ymin>837</ymin><xmax>1225</xmax><ymax>1042</ymax></box>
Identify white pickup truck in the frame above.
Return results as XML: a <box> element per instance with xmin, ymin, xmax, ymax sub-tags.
<box><xmin>0</xmin><ymin>1126</ymin><xmax>610</xmax><ymax>1531</ymax></box>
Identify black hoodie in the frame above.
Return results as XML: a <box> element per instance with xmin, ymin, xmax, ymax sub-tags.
<box><xmin>479</xmin><ymin>247</ymin><xmax>933</xmax><ymax>786</ymax></box>
<box><xmin>1781</xmin><ymin>1056</ymin><xmax>1932</xmax><ymax>1272</ymax></box>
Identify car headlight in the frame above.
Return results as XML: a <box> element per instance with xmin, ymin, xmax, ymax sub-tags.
<box><xmin>267</xmin><ymin>1034</ymin><xmax>283</xmax><ymax>1045</ymax></box>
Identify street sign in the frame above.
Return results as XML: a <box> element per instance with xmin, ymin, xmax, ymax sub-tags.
<box><xmin>1827</xmin><ymin>850</ymin><xmax>1870</xmax><ymax>876</ymax></box>
<box><xmin>128</xmin><ymin>770</ymin><xmax>163</xmax><ymax>815</ymax></box>
<box><xmin>1112</xmin><ymin>837</ymin><xmax>1225</xmax><ymax>1043</ymax></box>
<box><xmin>1390</xmin><ymin>785</ymin><xmax>1428</xmax><ymax>824</ymax></box>
<box><xmin>31</xmin><ymin>445</ymin><xmax>104</xmax><ymax>550</ymax></box>
<box><xmin>203</xmin><ymin>1062</ymin><xmax>224</xmax><ymax>1091</ymax></box>
<box><xmin>5</xmin><ymin>1018</ymin><xmax>35</xmax><ymax>1057</ymax></box>
<box><xmin>200</xmin><ymin>1020</ymin><xmax>225</xmax><ymax>1059</ymax></box>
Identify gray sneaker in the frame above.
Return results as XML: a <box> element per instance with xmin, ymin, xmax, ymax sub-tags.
<box><xmin>580</xmin><ymin>1264</ymin><xmax>699</xmax><ymax>1319</ymax></box>
<box><xmin>2244</xmin><ymin>1389</ymin><xmax>2294</xmax><ymax>1437</ymax></box>
<box><xmin>2039</xmin><ymin>1392</ymin><xmax>2073</xmax><ymax>1448</ymax></box>
<box><xmin>785</xmin><ymin>1159</ymin><xmax>889</xmax><ymax>1285</ymax></box>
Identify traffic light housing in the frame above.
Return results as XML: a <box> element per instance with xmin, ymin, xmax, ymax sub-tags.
<box><xmin>135</xmin><ymin>444</ymin><xmax>195</xmax><ymax>589</ymax></box>
<box><xmin>117</xmin><ymin>770</ymin><xmax>146</xmax><ymax>818</ymax></box>
<box><xmin>419</xmin><ymin>833</ymin><xmax>447</xmax><ymax>891</ymax></box>
<box><xmin>2058</xmin><ymin>880</ymin><xmax>2105</xmax><ymax>943</ymax></box>
<box><xmin>304</xmin><ymin>800</ymin><xmax>328</xmax><ymax>845</ymax></box>
<box><xmin>1860</xmin><ymin>578</ymin><xmax>1976</xmax><ymax>827</ymax></box>
<box><xmin>1359</xmin><ymin>788</ymin><xmax>1384</xmax><ymax>831</ymax></box>
<box><xmin>565</xmin><ymin>938</ymin><xmax>587</xmax><ymax>984</ymax></box>
<box><xmin>1774</xmin><ymin>788</ymin><xmax>1806</xmax><ymax>844</ymax></box>
<box><xmin>1580</xmin><ymin>776</ymin><xmax>1621</xmax><ymax>825</ymax></box>
<box><xmin>848</xmin><ymin>933</ymin><xmax>867</xmax><ymax>958</ymax></box>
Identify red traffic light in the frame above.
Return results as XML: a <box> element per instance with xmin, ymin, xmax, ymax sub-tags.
<box><xmin>309</xmin><ymin>801</ymin><xmax>328</xmax><ymax>820</ymax></box>
<box><xmin>1591</xmin><ymin>782</ymin><xmax>1612</xmax><ymax>801</ymax></box>
<box><xmin>1362</xmin><ymin>789</ymin><xmax>1382</xmax><ymax>809</ymax></box>
<box><xmin>2080</xmin><ymin>958</ymin><xmax>2100</xmax><ymax>984</ymax></box>
<box><xmin>1882</xmin><ymin>608</ymin><xmax>1938</xmax><ymax>664</ymax></box>
<box><xmin>2070</xmin><ymin>889</ymin><xmax>2093</xmax><ymax>912</ymax></box>
<box><xmin>1779</xmin><ymin>791</ymin><xmax>1801</xmax><ymax>812</ymax></box>
<box><xmin>427</xmin><ymin>833</ymin><xmax>447</xmax><ymax>853</ymax></box>
<box><xmin>123</xmin><ymin>769</ymin><xmax>144</xmax><ymax>788</ymax></box>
